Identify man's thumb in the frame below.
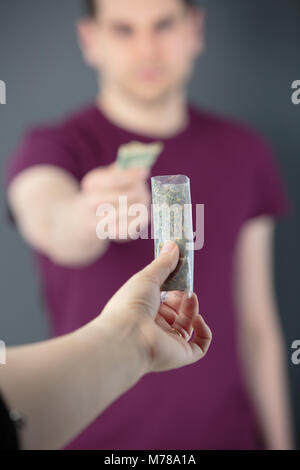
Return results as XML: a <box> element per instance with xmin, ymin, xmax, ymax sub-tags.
<box><xmin>144</xmin><ymin>241</ymin><xmax>180</xmax><ymax>287</ymax></box>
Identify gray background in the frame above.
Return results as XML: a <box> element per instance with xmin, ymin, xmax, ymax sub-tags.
<box><xmin>0</xmin><ymin>0</ymin><xmax>299</xmax><ymax>448</ymax></box>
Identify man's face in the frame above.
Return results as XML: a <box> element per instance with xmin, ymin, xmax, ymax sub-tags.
<box><xmin>78</xmin><ymin>0</ymin><xmax>204</xmax><ymax>103</ymax></box>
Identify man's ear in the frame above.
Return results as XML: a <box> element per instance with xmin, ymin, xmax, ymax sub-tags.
<box><xmin>76</xmin><ymin>18</ymin><xmax>101</xmax><ymax>67</ymax></box>
<box><xmin>189</xmin><ymin>7</ymin><xmax>206</xmax><ymax>57</ymax></box>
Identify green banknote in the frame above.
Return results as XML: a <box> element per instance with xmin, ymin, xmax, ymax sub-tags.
<box><xmin>117</xmin><ymin>141</ymin><xmax>164</xmax><ymax>169</ymax></box>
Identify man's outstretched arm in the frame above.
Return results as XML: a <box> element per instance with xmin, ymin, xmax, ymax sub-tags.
<box><xmin>7</xmin><ymin>164</ymin><xmax>150</xmax><ymax>266</ymax></box>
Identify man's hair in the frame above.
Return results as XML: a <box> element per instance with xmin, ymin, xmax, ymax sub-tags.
<box><xmin>85</xmin><ymin>0</ymin><xmax>193</xmax><ymax>18</ymax></box>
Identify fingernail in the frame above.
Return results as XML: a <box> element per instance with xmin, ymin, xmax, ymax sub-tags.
<box><xmin>161</xmin><ymin>241</ymin><xmax>176</xmax><ymax>253</ymax></box>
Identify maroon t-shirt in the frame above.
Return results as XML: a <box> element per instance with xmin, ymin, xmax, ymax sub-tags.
<box><xmin>4</xmin><ymin>104</ymin><xmax>291</xmax><ymax>450</ymax></box>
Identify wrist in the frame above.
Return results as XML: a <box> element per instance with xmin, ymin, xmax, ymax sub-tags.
<box><xmin>100</xmin><ymin>316</ymin><xmax>152</xmax><ymax>379</ymax></box>
<box><xmin>75</xmin><ymin>315</ymin><xmax>150</xmax><ymax>384</ymax></box>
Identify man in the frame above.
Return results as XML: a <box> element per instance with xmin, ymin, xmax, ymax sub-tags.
<box><xmin>5</xmin><ymin>0</ymin><xmax>293</xmax><ymax>449</ymax></box>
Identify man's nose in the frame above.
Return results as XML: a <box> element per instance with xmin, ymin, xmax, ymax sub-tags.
<box><xmin>134</xmin><ymin>33</ymin><xmax>160</xmax><ymax>60</ymax></box>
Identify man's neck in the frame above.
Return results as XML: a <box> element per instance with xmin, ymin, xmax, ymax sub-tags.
<box><xmin>97</xmin><ymin>87</ymin><xmax>189</xmax><ymax>138</ymax></box>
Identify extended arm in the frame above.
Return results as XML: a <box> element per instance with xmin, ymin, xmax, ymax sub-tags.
<box><xmin>7</xmin><ymin>166</ymin><xmax>110</xmax><ymax>266</ymax></box>
<box><xmin>7</xmin><ymin>164</ymin><xmax>150</xmax><ymax>266</ymax></box>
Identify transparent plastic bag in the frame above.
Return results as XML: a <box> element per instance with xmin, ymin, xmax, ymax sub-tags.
<box><xmin>151</xmin><ymin>175</ymin><xmax>194</xmax><ymax>298</ymax></box>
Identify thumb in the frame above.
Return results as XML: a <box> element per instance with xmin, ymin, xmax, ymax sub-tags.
<box><xmin>143</xmin><ymin>241</ymin><xmax>180</xmax><ymax>287</ymax></box>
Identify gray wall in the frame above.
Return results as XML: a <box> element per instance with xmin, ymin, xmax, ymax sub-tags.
<box><xmin>0</xmin><ymin>0</ymin><xmax>299</xmax><ymax>448</ymax></box>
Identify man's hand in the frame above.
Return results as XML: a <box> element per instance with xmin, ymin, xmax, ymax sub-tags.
<box><xmin>81</xmin><ymin>162</ymin><xmax>151</xmax><ymax>242</ymax></box>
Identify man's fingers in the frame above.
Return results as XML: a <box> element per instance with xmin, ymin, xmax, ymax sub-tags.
<box><xmin>82</xmin><ymin>164</ymin><xmax>150</xmax><ymax>192</ymax></box>
<box><xmin>143</xmin><ymin>241</ymin><xmax>180</xmax><ymax>287</ymax></box>
<box><xmin>87</xmin><ymin>190</ymin><xmax>146</xmax><ymax>209</ymax></box>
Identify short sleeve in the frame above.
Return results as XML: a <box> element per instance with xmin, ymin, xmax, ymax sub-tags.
<box><xmin>246</xmin><ymin>138</ymin><xmax>292</xmax><ymax>221</ymax></box>
<box><xmin>4</xmin><ymin>126</ymin><xmax>82</xmax><ymax>191</ymax></box>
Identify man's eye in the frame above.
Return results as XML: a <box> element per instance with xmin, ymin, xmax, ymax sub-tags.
<box><xmin>156</xmin><ymin>20</ymin><xmax>175</xmax><ymax>33</ymax></box>
<box><xmin>114</xmin><ymin>26</ymin><xmax>132</xmax><ymax>37</ymax></box>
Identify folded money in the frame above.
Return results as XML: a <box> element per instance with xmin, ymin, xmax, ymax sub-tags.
<box><xmin>117</xmin><ymin>141</ymin><xmax>164</xmax><ymax>169</ymax></box>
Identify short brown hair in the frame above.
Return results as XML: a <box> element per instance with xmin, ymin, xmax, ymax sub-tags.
<box><xmin>85</xmin><ymin>0</ymin><xmax>193</xmax><ymax>18</ymax></box>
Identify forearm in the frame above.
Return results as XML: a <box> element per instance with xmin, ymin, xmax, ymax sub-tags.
<box><xmin>14</xmin><ymin>191</ymin><xmax>109</xmax><ymax>266</ymax></box>
<box><xmin>239</xmin><ymin>321</ymin><xmax>294</xmax><ymax>450</ymax></box>
<box><xmin>44</xmin><ymin>192</ymin><xmax>110</xmax><ymax>266</ymax></box>
<box><xmin>0</xmin><ymin>322</ymin><xmax>146</xmax><ymax>450</ymax></box>
<box><xmin>8</xmin><ymin>168</ymin><xmax>109</xmax><ymax>266</ymax></box>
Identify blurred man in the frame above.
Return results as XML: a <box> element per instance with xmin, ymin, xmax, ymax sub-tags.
<box><xmin>5</xmin><ymin>0</ymin><xmax>294</xmax><ymax>449</ymax></box>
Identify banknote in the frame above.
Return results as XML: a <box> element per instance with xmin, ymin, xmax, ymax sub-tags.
<box><xmin>117</xmin><ymin>141</ymin><xmax>164</xmax><ymax>169</ymax></box>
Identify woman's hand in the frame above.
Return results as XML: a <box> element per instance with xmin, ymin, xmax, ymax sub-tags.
<box><xmin>0</xmin><ymin>241</ymin><xmax>211</xmax><ymax>450</ymax></box>
<box><xmin>96</xmin><ymin>241</ymin><xmax>212</xmax><ymax>375</ymax></box>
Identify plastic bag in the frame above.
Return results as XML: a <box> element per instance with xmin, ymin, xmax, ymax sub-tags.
<box><xmin>151</xmin><ymin>175</ymin><xmax>194</xmax><ymax>298</ymax></box>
